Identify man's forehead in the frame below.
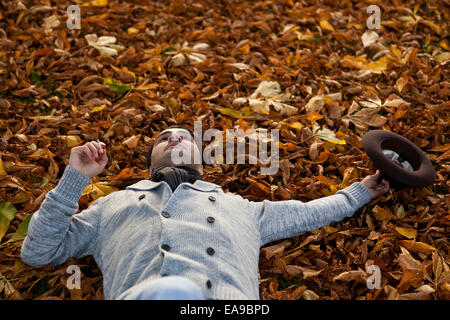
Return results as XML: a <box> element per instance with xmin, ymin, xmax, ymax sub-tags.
<box><xmin>158</xmin><ymin>128</ymin><xmax>191</xmax><ymax>136</ymax></box>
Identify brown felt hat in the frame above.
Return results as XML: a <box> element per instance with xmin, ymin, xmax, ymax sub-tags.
<box><xmin>362</xmin><ymin>130</ymin><xmax>436</xmax><ymax>188</ymax></box>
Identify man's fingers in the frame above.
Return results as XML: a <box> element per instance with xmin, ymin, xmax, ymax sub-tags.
<box><xmin>79</xmin><ymin>143</ymin><xmax>96</xmax><ymax>161</ymax></box>
<box><xmin>71</xmin><ymin>141</ymin><xmax>107</xmax><ymax>161</ymax></box>
<box><xmin>82</xmin><ymin>145</ymin><xmax>96</xmax><ymax>161</ymax></box>
<box><xmin>86</xmin><ymin>142</ymin><xmax>99</xmax><ymax>159</ymax></box>
<box><xmin>94</xmin><ymin>141</ymin><xmax>105</xmax><ymax>154</ymax></box>
<box><xmin>379</xmin><ymin>179</ymin><xmax>389</xmax><ymax>193</ymax></box>
<box><xmin>98</xmin><ymin>149</ymin><xmax>108</xmax><ymax>164</ymax></box>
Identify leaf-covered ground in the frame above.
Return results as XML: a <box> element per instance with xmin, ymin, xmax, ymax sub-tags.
<box><xmin>0</xmin><ymin>0</ymin><xmax>449</xmax><ymax>300</ymax></box>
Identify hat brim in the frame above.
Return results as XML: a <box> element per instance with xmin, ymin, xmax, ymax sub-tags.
<box><xmin>362</xmin><ymin>130</ymin><xmax>436</xmax><ymax>187</ymax></box>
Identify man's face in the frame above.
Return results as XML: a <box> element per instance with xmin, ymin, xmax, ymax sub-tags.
<box><xmin>149</xmin><ymin>128</ymin><xmax>203</xmax><ymax>175</ymax></box>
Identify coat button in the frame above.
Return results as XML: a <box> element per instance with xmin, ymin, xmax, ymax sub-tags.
<box><xmin>138</xmin><ymin>194</ymin><xmax>145</xmax><ymax>200</ymax></box>
<box><xmin>207</xmin><ymin>216</ymin><xmax>215</xmax><ymax>223</ymax></box>
<box><xmin>206</xmin><ymin>280</ymin><xmax>212</xmax><ymax>289</ymax></box>
<box><xmin>161</xmin><ymin>212</ymin><xmax>170</xmax><ymax>218</ymax></box>
<box><xmin>161</xmin><ymin>244</ymin><xmax>171</xmax><ymax>251</ymax></box>
<box><xmin>208</xmin><ymin>196</ymin><xmax>216</xmax><ymax>202</ymax></box>
<box><xmin>206</xmin><ymin>247</ymin><xmax>215</xmax><ymax>255</ymax></box>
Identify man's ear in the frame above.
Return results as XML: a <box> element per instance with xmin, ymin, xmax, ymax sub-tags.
<box><xmin>149</xmin><ymin>166</ymin><xmax>153</xmax><ymax>177</ymax></box>
<box><xmin>198</xmin><ymin>165</ymin><xmax>203</xmax><ymax>175</ymax></box>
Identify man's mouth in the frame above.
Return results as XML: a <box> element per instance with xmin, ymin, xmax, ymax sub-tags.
<box><xmin>166</xmin><ymin>141</ymin><xmax>181</xmax><ymax>150</ymax></box>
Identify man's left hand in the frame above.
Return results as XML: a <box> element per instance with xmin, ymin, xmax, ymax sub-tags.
<box><xmin>361</xmin><ymin>170</ymin><xmax>390</xmax><ymax>200</ymax></box>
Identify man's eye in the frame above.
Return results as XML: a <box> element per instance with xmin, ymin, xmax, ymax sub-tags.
<box><xmin>181</xmin><ymin>134</ymin><xmax>192</xmax><ymax>140</ymax></box>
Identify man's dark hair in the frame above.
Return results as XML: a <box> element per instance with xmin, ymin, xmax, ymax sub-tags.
<box><xmin>146</xmin><ymin>125</ymin><xmax>195</xmax><ymax>169</ymax></box>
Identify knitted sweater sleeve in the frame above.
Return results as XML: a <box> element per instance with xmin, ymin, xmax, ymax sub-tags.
<box><xmin>20</xmin><ymin>165</ymin><xmax>105</xmax><ymax>268</ymax></box>
<box><xmin>252</xmin><ymin>182</ymin><xmax>372</xmax><ymax>247</ymax></box>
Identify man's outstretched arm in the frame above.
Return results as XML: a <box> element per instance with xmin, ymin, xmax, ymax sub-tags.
<box><xmin>254</xmin><ymin>171</ymin><xmax>389</xmax><ymax>247</ymax></box>
<box><xmin>21</xmin><ymin>141</ymin><xmax>108</xmax><ymax>268</ymax></box>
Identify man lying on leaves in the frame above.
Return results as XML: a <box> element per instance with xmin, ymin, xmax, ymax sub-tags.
<box><xmin>21</xmin><ymin>126</ymin><xmax>389</xmax><ymax>300</ymax></box>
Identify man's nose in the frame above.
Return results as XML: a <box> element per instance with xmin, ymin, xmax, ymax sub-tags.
<box><xmin>169</xmin><ymin>133</ymin><xmax>183</xmax><ymax>142</ymax></box>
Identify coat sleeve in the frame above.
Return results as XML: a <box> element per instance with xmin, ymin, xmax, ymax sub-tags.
<box><xmin>252</xmin><ymin>182</ymin><xmax>372</xmax><ymax>247</ymax></box>
<box><xmin>20</xmin><ymin>165</ymin><xmax>106</xmax><ymax>268</ymax></box>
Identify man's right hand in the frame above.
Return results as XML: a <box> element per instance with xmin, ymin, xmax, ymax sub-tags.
<box><xmin>69</xmin><ymin>141</ymin><xmax>108</xmax><ymax>178</ymax></box>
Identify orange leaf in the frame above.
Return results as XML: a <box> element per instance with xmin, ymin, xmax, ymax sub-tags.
<box><xmin>111</xmin><ymin>168</ymin><xmax>134</xmax><ymax>180</ymax></box>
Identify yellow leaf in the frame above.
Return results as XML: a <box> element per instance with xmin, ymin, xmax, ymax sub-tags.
<box><xmin>237</xmin><ymin>44</ymin><xmax>250</xmax><ymax>54</ymax></box>
<box><xmin>110</xmin><ymin>66</ymin><xmax>136</xmax><ymax>79</ymax></box>
<box><xmin>82</xmin><ymin>182</ymin><xmax>118</xmax><ymax>201</ymax></box>
<box><xmin>389</xmin><ymin>45</ymin><xmax>402</xmax><ymax>60</ymax></box>
<box><xmin>420</xmin><ymin>20</ymin><xmax>442</xmax><ymax>35</ymax></box>
<box><xmin>82</xmin><ymin>0</ymin><xmax>108</xmax><ymax>7</ymax></box>
<box><xmin>70</xmin><ymin>289</ymin><xmax>83</xmax><ymax>300</ymax></box>
<box><xmin>0</xmin><ymin>156</ymin><xmax>6</xmax><ymax>175</ymax></box>
<box><xmin>439</xmin><ymin>40</ymin><xmax>449</xmax><ymax>50</ymax></box>
<box><xmin>296</xmin><ymin>31</ymin><xmax>315</xmax><ymax>41</ymax></box>
<box><xmin>341</xmin><ymin>54</ymin><xmax>388</xmax><ymax>74</ymax></box>
<box><xmin>320</xmin><ymin>20</ymin><xmax>335</xmax><ymax>32</ymax></box>
<box><xmin>135</xmin><ymin>83</ymin><xmax>159</xmax><ymax>91</ymax></box>
<box><xmin>16</xmin><ymin>11</ymin><xmax>24</xmax><ymax>25</ymax></box>
<box><xmin>279</xmin><ymin>121</ymin><xmax>304</xmax><ymax>130</ymax></box>
<box><xmin>322</xmin><ymin>226</ymin><xmax>339</xmax><ymax>234</ymax></box>
<box><xmin>215</xmin><ymin>106</ymin><xmax>256</xmax><ymax>118</ymax></box>
<box><xmin>90</xmin><ymin>105</ymin><xmax>106</xmax><ymax>113</ymax></box>
<box><xmin>346</xmin><ymin>22</ymin><xmax>364</xmax><ymax>30</ymax></box>
<box><xmin>313</xmin><ymin>124</ymin><xmax>346</xmax><ymax>145</ymax></box>
<box><xmin>140</xmin><ymin>58</ymin><xmax>163</xmax><ymax>73</ymax></box>
<box><xmin>297</xmin><ymin>112</ymin><xmax>324</xmax><ymax>123</ymax></box>
<box><xmin>58</xmin><ymin>135</ymin><xmax>82</xmax><ymax>148</ymax></box>
<box><xmin>321</xmin><ymin>184</ymin><xmax>337</xmax><ymax>196</ymax></box>
<box><xmin>127</xmin><ymin>27</ymin><xmax>139</xmax><ymax>35</ymax></box>
<box><xmin>340</xmin><ymin>55</ymin><xmax>368</xmax><ymax>69</ymax></box>
<box><xmin>395</xmin><ymin>227</ymin><xmax>417</xmax><ymax>239</ymax></box>
<box><xmin>341</xmin><ymin>166</ymin><xmax>357</xmax><ymax>188</ymax></box>
<box><xmin>0</xmin><ymin>202</ymin><xmax>17</xmax><ymax>242</ymax></box>
<box><xmin>316</xmin><ymin>175</ymin><xmax>337</xmax><ymax>187</ymax></box>
<box><xmin>398</xmin><ymin>240</ymin><xmax>436</xmax><ymax>255</ymax></box>
<box><xmin>394</xmin><ymin>108</ymin><xmax>408</xmax><ymax>120</ymax></box>
<box><xmin>28</xmin><ymin>148</ymin><xmax>55</xmax><ymax>159</ymax></box>
<box><xmin>366</xmin><ymin>55</ymin><xmax>389</xmax><ymax>73</ymax></box>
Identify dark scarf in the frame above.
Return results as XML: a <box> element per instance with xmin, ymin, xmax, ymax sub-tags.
<box><xmin>150</xmin><ymin>166</ymin><xmax>203</xmax><ymax>191</ymax></box>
